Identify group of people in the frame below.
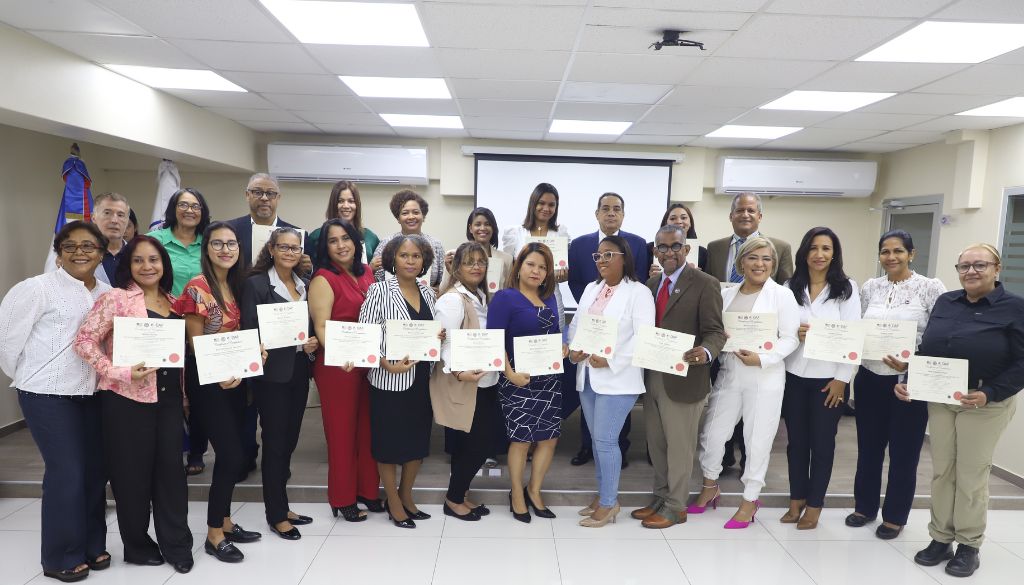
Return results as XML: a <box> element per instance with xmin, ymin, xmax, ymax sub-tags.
<box><xmin>0</xmin><ymin>176</ymin><xmax>1019</xmax><ymax>582</ymax></box>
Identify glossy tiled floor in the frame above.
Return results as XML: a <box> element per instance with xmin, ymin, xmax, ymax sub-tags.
<box><xmin>2</xmin><ymin>497</ymin><xmax>1023</xmax><ymax>585</ymax></box>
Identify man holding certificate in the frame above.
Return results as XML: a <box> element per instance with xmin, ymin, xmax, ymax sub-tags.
<box><xmin>899</xmin><ymin>244</ymin><xmax>1024</xmax><ymax>578</ymax></box>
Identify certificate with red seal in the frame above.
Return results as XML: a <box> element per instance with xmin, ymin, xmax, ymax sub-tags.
<box><xmin>324</xmin><ymin>321</ymin><xmax>381</xmax><ymax>368</ymax></box>
<box><xmin>525</xmin><ymin>236</ymin><xmax>569</xmax><ymax>269</ymax></box>
<box><xmin>450</xmin><ymin>329</ymin><xmax>505</xmax><ymax>372</ymax></box>
<box><xmin>193</xmin><ymin>329</ymin><xmax>264</xmax><ymax>385</ymax></box>
<box><xmin>632</xmin><ymin>325</ymin><xmax>695</xmax><ymax>377</ymax></box>
<box><xmin>513</xmin><ymin>334</ymin><xmax>563</xmax><ymax>375</ymax></box>
<box><xmin>570</xmin><ymin>313</ymin><xmax>619</xmax><ymax>359</ymax></box>
<box><xmin>861</xmin><ymin>319</ymin><xmax>917</xmax><ymax>361</ymax></box>
<box><xmin>722</xmin><ymin>312</ymin><xmax>778</xmax><ymax>354</ymax></box>
<box><xmin>907</xmin><ymin>356</ymin><xmax>968</xmax><ymax>405</ymax></box>
<box><xmin>256</xmin><ymin>301</ymin><xmax>309</xmax><ymax>350</ymax></box>
<box><xmin>486</xmin><ymin>259</ymin><xmax>504</xmax><ymax>293</ymax></box>
<box><xmin>802</xmin><ymin>318</ymin><xmax>865</xmax><ymax>365</ymax></box>
<box><xmin>112</xmin><ymin>317</ymin><xmax>185</xmax><ymax>368</ymax></box>
<box><xmin>385</xmin><ymin>319</ymin><xmax>443</xmax><ymax>362</ymax></box>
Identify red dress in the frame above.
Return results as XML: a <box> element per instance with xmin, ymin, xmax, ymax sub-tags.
<box><xmin>312</xmin><ymin>265</ymin><xmax>380</xmax><ymax>507</ymax></box>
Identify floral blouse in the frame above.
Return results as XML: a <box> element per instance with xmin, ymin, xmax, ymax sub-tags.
<box><xmin>173</xmin><ymin>274</ymin><xmax>241</xmax><ymax>334</ymax></box>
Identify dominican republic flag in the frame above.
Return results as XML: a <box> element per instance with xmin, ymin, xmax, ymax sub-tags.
<box><xmin>54</xmin><ymin>150</ymin><xmax>93</xmax><ymax>233</ymax></box>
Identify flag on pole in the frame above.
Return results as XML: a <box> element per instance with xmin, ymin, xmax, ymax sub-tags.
<box><xmin>44</xmin><ymin>144</ymin><xmax>93</xmax><ymax>273</ymax></box>
<box><xmin>151</xmin><ymin>159</ymin><xmax>181</xmax><ymax>230</ymax></box>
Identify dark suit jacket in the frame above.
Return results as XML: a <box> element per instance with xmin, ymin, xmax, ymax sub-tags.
<box><xmin>225</xmin><ymin>215</ymin><xmax>301</xmax><ymax>264</ymax></box>
<box><xmin>706</xmin><ymin>234</ymin><xmax>794</xmax><ymax>284</ymax></box>
<box><xmin>645</xmin><ymin>267</ymin><xmax>726</xmax><ymax>403</ymax></box>
<box><xmin>567</xmin><ymin>230</ymin><xmax>650</xmax><ymax>302</ymax></box>
<box><xmin>240</xmin><ymin>271</ymin><xmax>312</xmax><ymax>383</ymax></box>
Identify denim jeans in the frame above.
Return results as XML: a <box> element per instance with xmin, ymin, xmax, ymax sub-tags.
<box><xmin>579</xmin><ymin>373</ymin><xmax>638</xmax><ymax>507</ymax></box>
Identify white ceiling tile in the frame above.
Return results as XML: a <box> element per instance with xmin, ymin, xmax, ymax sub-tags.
<box><xmin>987</xmin><ymin>45</ymin><xmax>1024</xmax><ymax>65</ymax></box>
<box><xmin>642</xmin><ymin>105</ymin><xmax>751</xmax><ymax>124</ymax></box>
<box><xmin>568</xmin><ymin>53</ymin><xmax>704</xmax><ymax>84</ymax></box>
<box><xmin>419</xmin><ymin>4</ymin><xmax>585</xmax><ymax>50</ymax></box>
<box><xmin>860</xmin><ymin>93</ymin><xmax>1002</xmax><ymax>115</ymax></box>
<box><xmin>425</xmin><ymin>0</ymin><xmax>588</xmax><ymax>4</ymax></box>
<box><xmin>236</xmin><ymin>120</ymin><xmax>321</xmax><ymax>133</ymax></box>
<box><xmin>905</xmin><ymin>115</ymin><xmax>1024</xmax><ymax>132</ymax></box>
<box><xmin>162</xmin><ymin>89</ymin><xmax>276</xmax><ymax>109</ymax></box>
<box><xmin>304</xmin><ymin>45</ymin><xmax>443</xmax><ymax>77</ymax></box>
<box><xmin>714</xmin><ymin>14</ymin><xmax>914</xmax><ymax>61</ymax></box>
<box><xmin>560</xmin><ymin>82</ymin><xmax>671</xmax><ymax>105</ymax></box>
<box><xmin>0</xmin><ymin>0</ymin><xmax>145</xmax><ymax>34</ymax></box>
<box><xmin>616</xmin><ymin>134</ymin><xmax>697</xmax><ymax>146</ymax></box>
<box><xmin>206</xmin><ymin>107</ymin><xmax>302</xmax><ymax>123</ymax></box>
<box><xmin>457</xmin><ymin>100</ymin><xmax>554</xmax><ymax>118</ymax></box>
<box><xmin>391</xmin><ymin>127</ymin><xmax>469</xmax><ymax>139</ymax></box>
<box><xmin>766</xmin><ymin>0</ymin><xmax>949</xmax><ymax>17</ymax></box>
<box><xmin>682</xmin><ymin>58</ymin><xmax>834</xmax><ymax>88</ymax></box>
<box><xmin>577</xmin><ymin>25</ymin><xmax>733</xmax><ymax>57</ymax></box>
<box><xmin>730</xmin><ymin>110</ymin><xmax>839</xmax><ymax>126</ymax></box>
<box><xmin>801</xmin><ymin>62</ymin><xmax>969</xmax><ymax>93</ymax></box>
<box><xmin>933</xmin><ymin>0</ymin><xmax>1024</xmax><ymax>21</ymax></box>
<box><xmin>866</xmin><ymin>130</ymin><xmax>946</xmax><ymax>143</ymax></box>
<box><xmin>361</xmin><ymin>98</ymin><xmax>460</xmax><ymax>116</ymax></box>
<box><xmin>29</xmin><ymin>31</ymin><xmax>202</xmax><ymax>68</ymax></box>
<box><xmin>628</xmin><ymin>122</ymin><xmax>719</xmax><ymax>135</ymax></box>
<box><xmin>168</xmin><ymin>40</ymin><xmax>326</xmax><ymax>74</ymax></box>
<box><xmin>436</xmin><ymin>49</ymin><xmax>570</xmax><ymax>81</ymax></box>
<box><xmin>462</xmin><ymin>117</ymin><xmax>549</xmax><ymax>131</ymax></box>
<box><xmin>659</xmin><ymin>86</ymin><xmax>787</xmax><ymax>108</ymax></box>
<box><xmin>552</xmin><ymin>102</ymin><xmax>651</xmax><ymax>121</ymax></box>
<box><xmin>831</xmin><ymin>142</ymin><xmax>919</xmax><ymax>153</ymax></box>
<box><xmin>219</xmin><ymin>72</ymin><xmax>352</xmax><ymax>96</ymax></box>
<box><xmin>314</xmin><ymin>124</ymin><xmax>397</xmax><ymax>137</ymax></box>
<box><xmin>290</xmin><ymin>111</ymin><xmax>384</xmax><ymax>125</ymax></box>
<box><xmin>593</xmin><ymin>0</ymin><xmax>770</xmax><ymax>10</ymax></box>
<box><xmin>914</xmin><ymin>65</ymin><xmax>1024</xmax><ymax>96</ymax></box>
<box><xmin>541</xmin><ymin>132</ymin><xmax>621</xmax><ymax>143</ymax></box>
<box><xmin>448</xmin><ymin>79</ymin><xmax>560</xmax><ymax>101</ymax></box>
<box><xmin>467</xmin><ymin>129</ymin><xmax>547</xmax><ymax>140</ymax></box>
<box><xmin>93</xmin><ymin>0</ymin><xmax>293</xmax><ymax>42</ymax></box>
<box><xmin>816</xmin><ymin>112</ymin><xmax>937</xmax><ymax>130</ymax></box>
<box><xmin>763</xmin><ymin>128</ymin><xmax>884</xmax><ymax>149</ymax></box>
<box><xmin>261</xmin><ymin>94</ymin><xmax>371</xmax><ymax>112</ymax></box>
<box><xmin>687</xmin><ymin>136</ymin><xmax>771</xmax><ymax>148</ymax></box>
<box><xmin>586</xmin><ymin>7</ymin><xmax>751</xmax><ymax>30</ymax></box>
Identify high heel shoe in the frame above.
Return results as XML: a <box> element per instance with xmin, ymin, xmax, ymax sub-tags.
<box><xmin>724</xmin><ymin>500</ymin><xmax>761</xmax><ymax>530</ymax></box>
<box><xmin>797</xmin><ymin>506</ymin><xmax>821</xmax><ymax>530</ymax></box>
<box><xmin>686</xmin><ymin>484</ymin><xmax>720</xmax><ymax>514</ymax></box>
<box><xmin>403</xmin><ymin>505</ymin><xmax>431</xmax><ymax>520</ymax></box>
<box><xmin>357</xmin><ymin>496</ymin><xmax>385</xmax><ymax>513</ymax></box>
<box><xmin>524</xmin><ymin>490</ymin><xmax>556</xmax><ymax>519</ymax></box>
<box><xmin>578</xmin><ymin>499</ymin><xmax>599</xmax><ymax>517</ymax></box>
<box><xmin>386</xmin><ymin>501</ymin><xmax>416</xmax><ymax>529</ymax></box>
<box><xmin>780</xmin><ymin>501</ymin><xmax>806</xmax><ymax>524</ymax></box>
<box><xmin>332</xmin><ymin>504</ymin><xmax>368</xmax><ymax>523</ymax></box>
<box><xmin>579</xmin><ymin>503</ymin><xmax>620</xmax><ymax>528</ymax></box>
<box><xmin>508</xmin><ymin>491</ymin><xmax>531</xmax><ymax>523</ymax></box>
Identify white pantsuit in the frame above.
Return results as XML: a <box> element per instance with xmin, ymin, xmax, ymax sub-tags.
<box><xmin>698</xmin><ymin>278</ymin><xmax>800</xmax><ymax>501</ymax></box>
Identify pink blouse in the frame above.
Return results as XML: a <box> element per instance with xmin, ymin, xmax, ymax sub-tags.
<box><xmin>588</xmin><ymin>282</ymin><xmax>619</xmax><ymax>316</ymax></box>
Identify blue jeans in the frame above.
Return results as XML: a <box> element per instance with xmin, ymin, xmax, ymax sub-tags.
<box><xmin>579</xmin><ymin>373</ymin><xmax>638</xmax><ymax>507</ymax></box>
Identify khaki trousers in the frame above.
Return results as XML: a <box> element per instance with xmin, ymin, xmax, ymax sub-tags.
<box><xmin>645</xmin><ymin>373</ymin><xmax>704</xmax><ymax>514</ymax></box>
<box><xmin>927</xmin><ymin>396</ymin><xmax>1017</xmax><ymax>548</ymax></box>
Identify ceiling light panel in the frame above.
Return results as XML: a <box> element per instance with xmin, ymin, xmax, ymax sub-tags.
<box><xmin>957</xmin><ymin>97</ymin><xmax>1024</xmax><ymax>117</ymax></box>
<box><xmin>548</xmin><ymin>119</ymin><xmax>632</xmax><ymax>135</ymax></box>
<box><xmin>340</xmin><ymin>76</ymin><xmax>450</xmax><ymax>99</ymax></box>
<box><xmin>259</xmin><ymin>0</ymin><xmax>429</xmax><ymax>47</ymax></box>
<box><xmin>761</xmin><ymin>90</ymin><xmax>895</xmax><ymax>112</ymax></box>
<box><xmin>857</xmin><ymin>21</ymin><xmax>1024</xmax><ymax>63</ymax></box>
<box><xmin>105</xmin><ymin>65</ymin><xmax>246</xmax><ymax>91</ymax></box>
<box><xmin>380</xmin><ymin>114</ymin><xmax>463</xmax><ymax>128</ymax></box>
<box><xmin>706</xmin><ymin>125</ymin><xmax>802</xmax><ymax>139</ymax></box>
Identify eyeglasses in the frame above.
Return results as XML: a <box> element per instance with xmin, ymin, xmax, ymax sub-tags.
<box><xmin>59</xmin><ymin>242</ymin><xmax>100</xmax><ymax>254</ymax></box>
<box><xmin>176</xmin><ymin>202</ymin><xmax>203</xmax><ymax>212</ymax></box>
<box><xmin>655</xmin><ymin>243</ymin><xmax>685</xmax><ymax>253</ymax></box>
<box><xmin>592</xmin><ymin>251</ymin><xmax>625</xmax><ymax>263</ymax></box>
<box><xmin>274</xmin><ymin>244</ymin><xmax>302</xmax><ymax>254</ymax></box>
<box><xmin>248</xmin><ymin>189</ymin><xmax>280</xmax><ymax>200</ymax></box>
<box><xmin>209</xmin><ymin>240</ymin><xmax>239</xmax><ymax>251</ymax></box>
<box><xmin>954</xmin><ymin>261</ymin><xmax>997</xmax><ymax>274</ymax></box>
<box><xmin>461</xmin><ymin>260</ymin><xmax>487</xmax><ymax>268</ymax></box>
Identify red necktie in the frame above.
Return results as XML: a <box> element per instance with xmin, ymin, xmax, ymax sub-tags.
<box><xmin>656</xmin><ymin>277</ymin><xmax>671</xmax><ymax>327</ymax></box>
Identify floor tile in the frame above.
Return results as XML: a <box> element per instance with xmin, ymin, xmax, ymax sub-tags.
<box><xmin>0</xmin><ymin>500</ymin><xmax>44</xmax><ymax>531</ymax></box>
<box><xmin>999</xmin><ymin>541</ymin><xmax>1024</xmax><ymax>560</ymax></box>
<box><xmin>330</xmin><ymin>504</ymin><xmax>445</xmax><ymax>537</ymax></box>
<box><xmin>762</xmin><ymin>508</ymin><xmax>881</xmax><ymax>541</ymax></box>
<box><xmin>432</xmin><ymin>537</ymin><xmax>560</xmax><ymax>585</ymax></box>
<box><xmin>557</xmin><ymin>538</ymin><xmax>688</xmax><ymax>585</ymax></box>
<box><xmin>661</xmin><ymin>507</ymin><xmax>776</xmax><ymax>540</ymax></box>
<box><xmin>670</xmin><ymin>539</ymin><xmax>815</xmax><ymax>585</ymax></box>
<box><xmin>300</xmin><ymin>536</ymin><xmax>439</xmax><ymax>585</ymax></box>
<box><xmin>229</xmin><ymin>502</ymin><xmax>338</xmax><ymax>536</ymax></box>
<box><xmin>550</xmin><ymin>507</ymin><xmax>665</xmax><ymax>540</ymax></box>
<box><xmin>976</xmin><ymin>510</ymin><xmax>1024</xmax><ymax>543</ymax></box>
<box><xmin>0</xmin><ymin>530</ymin><xmax>43</xmax><ymax>584</ymax></box>
<box><xmin>165</xmin><ymin>533</ymin><xmax>326</xmax><ymax>583</ymax></box>
<box><xmin>887</xmin><ymin>540</ymin><xmax>1024</xmax><ymax>585</ymax></box>
<box><xmin>442</xmin><ymin>506</ymin><xmax>554</xmax><ymax>539</ymax></box>
<box><xmin>0</xmin><ymin>498</ymin><xmax>35</xmax><ymax>521</ymax></box>
<box><xmin>782</xmin><ymin>540</ymin><xmax>939</xmax><ymax>585</ymax></box>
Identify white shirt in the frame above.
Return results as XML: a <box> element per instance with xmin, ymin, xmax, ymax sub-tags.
<box><xmin>268</xmin><ymin>268</ymin><xmax>307</xmax><ymax>351</ymax></box>
<box><xmin>435</xmin><ymin>283</ymin><xmax>498</xmax><ymax>387</ymax></box>
<box><xmin>859</xmin><ymin>272</ymin><xmax>946</xmax><ymax>376</ymax></box>
<box><xmin>784</xmin><ymin>280</ymin><xmax>861</xmax><ymax>383</ymax></box>
<box><xmin>0</xmin><ymin>269</ymin><xmax>111</xmax><ymax>395</ymax></box>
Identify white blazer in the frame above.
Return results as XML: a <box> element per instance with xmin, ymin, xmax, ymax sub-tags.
<box><xmin>569</xmin><ymin>279</ymin><xmax>656</xmax><ymax>395</ymax></box>
<box><xmin>719</xmin><ymin>277</ymin><xmax>801</xmax><ymax>382</ymax></box>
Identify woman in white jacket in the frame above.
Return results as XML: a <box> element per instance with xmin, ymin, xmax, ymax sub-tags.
<box><xmin>568</xmin><ymin>236</ymin><xmax>656</xmax><ymax>528</ymax></box>
<box><xmin>690</xmin><ymin>237</ymin><xmax>800</xmax><ymax>529</ymax></box>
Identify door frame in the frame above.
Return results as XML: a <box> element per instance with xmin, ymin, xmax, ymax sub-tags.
<box><xmin>880</xmin><ymin>194</ymin><xmax>943</xmax><ymax>278</ymax></box>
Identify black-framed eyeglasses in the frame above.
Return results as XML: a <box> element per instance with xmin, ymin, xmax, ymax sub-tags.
<box><xmin>59</xmin><ymin>242</ymin><xmax>100</xmax><ymax>254</ymax></box>
<box><xmin>954</xmin><ymin>261</ymin><xmax>997</xmax><ymax>274</ymax></box>
<box><xmin>248</xmin><ymin>189</ymin><xmax>280</xmax><ymax>200</ymax></box>
<box><xmin>209</xmin><ymin>240</ymin><xmax>239</xmax><ymax>251</ymax></box>
<box><xmin>274</xmin><ymin>244</ymin><xmax>302</xmax><ymax>254</ymax></box>
<box><xmin>176</xmin><ymin>202</ymin><xmax>203</xmax><ymax>212</ymax></box>
<box><xmin>461</xmin><ymin>260</ymin><xmax>487</xmax><ymax>268</ymax></box>
<box><xmin>655</xmin><ymin>243</ymin><xmax>685</xmax><ymax>253</ymax></box>
<box><xmin>592</xmin><ymin>251</ymin><xmax>625</xmax><ymax>262</ymax></box>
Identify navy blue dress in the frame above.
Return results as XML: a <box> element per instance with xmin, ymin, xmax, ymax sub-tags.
<box><xmin>487</xmin><ymin>289</ymin><xmax>562</xmax><ymax>442</ymax></box>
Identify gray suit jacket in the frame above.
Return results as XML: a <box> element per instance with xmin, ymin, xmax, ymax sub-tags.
<box><xmin>706</xmin><ymin>234</ymin><xmax>794</xmax><ymax>285</ymax></box>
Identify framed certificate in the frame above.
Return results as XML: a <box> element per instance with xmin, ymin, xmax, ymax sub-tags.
<box><xmin>251</xmin><ymin>224</ymin><xmax>305</xmax><ymax>263</ymax></box>
<box><xmin>193</xmin><ymin>329</ymin><xmax>264</xmax><ymax>385</ymax></box>
<box><xmin>324</xmin><ymin>321</ymin><xmax>381</xmax><ymax>368</ymax></box>
<box><xmin>632</xmin><ymin>325</ymin><xmax>695</xmax><ymax>377</ymax></box>
<box><xmin>907</xmin><ymin>356</ymin><xmax>968</xmax><ymax>405</ymax></box>
<box><xmin>802</xmin><ymin>318</ymin><xmax>865</xmax><ymax>365</ymax></box>
<box><xmin>525</xmin><ymin>236</ymin><xmax>569</xmax><ymax>270</ymax></box>
<box><xmin>451</xmin><ymin>329</ymin><xmax>505</xmax><ymax>372</ymax></box>
<box><xmin>112</xmin><ymin>317</ymin><xmax>186</xmax><ymax>368</ymax></box>
<box><xmin>570</xmin><ymin>313</ymin><xmax>619</xmax><ymax>358</ymax></box>
<box><xmin>256</xmin><ymin>301</ymin><xmax>309</xmax><ymax>350</ymax></box>
<box><xmin>513</xmin><ymin>333</ymin><xmax>563</xmax><ymax>375</ymax></box>
<box><xmin>722</xmin><ymin>312</ymin><xmax>778</xmax><ymax>354</ymax></box>
<box><xmin>384</xmin><ymin>319</ymin><xmax>443</xmax><ymax>361</ymax></box>
<box><xmin>861</xmin><ymin>319</ymin><xmax>917</xmax><ymax>361</ymax></box>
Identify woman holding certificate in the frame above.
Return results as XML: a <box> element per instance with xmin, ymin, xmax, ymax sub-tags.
<box><xmin>488</xmin><ymin>242</ymin><xmax>565</xmax><ymax>523</ymax></box>
<box><xmin>73</xmin><ymin>236</ymin><xmax>195</xmax><ymax>574</ymax></box>
<box><xmin>568</xmin><ymin>236</ymin><xmax>656</xmax><ymax>527</ymax></box>
<box><xmin>241</xmin><ymin>228</ymin><xmax>320</xmax><ymax>540</ymax></box>
<box><xmin>0</xmin><ymin>222</ymin><xmax>110</xmax><ymax>582</ymax></box>
<box><xmin>358</xmin><ymin>235</ymin><xmax>439</xmax><ymax>529</ymax></box>
<box><xmin>691</xmin><ymin>237</ymin><xmax>800</xmax><ymax>529</ymax></box>
<box><xmin>899</xmin><ymin>244</ymin><xmax>1024</xmax><ymax>578</ymax></box>
<box><xmin>308</xmin><ymin>219</ymin><xmax>381</xmax><ymax>523</ymax></box>
<box><xmin>370</xmin><ymin>190</ymin><xmax>446</xmax><ymax>287</ymax></box>
<box><xmin>847</xmin><ymin>230</ymin><xmax>945</xmax><ymax>540</ymax></box>
<box><xmin>174</xmin><ymin>221</ymin><xmax>262</xmax><ymax>563</ymax></box>
<box><xmin>780</xmin><ymin>227</ymin><xmax>860</xmax><ymax>530</ymax></box>
<box><xmin>306</xmin><ymin>180</ymin><xmax>380</xmax><ymax>270</ymax></box>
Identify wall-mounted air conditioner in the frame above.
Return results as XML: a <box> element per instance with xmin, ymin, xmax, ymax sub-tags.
<box><xmin>715</xmin><ymin>156</ymin><xmax>878</xmax><ymax>198</ymax></box>
<box><xmin>267</xmin><ymin>143</ymin><xmax>428</xmax><ymax>184</ymax></box>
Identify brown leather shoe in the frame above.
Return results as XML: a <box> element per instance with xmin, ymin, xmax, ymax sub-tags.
<box><xmin>631</xmin><ymin>506</ymin><xmax>658</xmax><ymax>520</ymax></box>
<box><xmin>642</xmin><ymin>510</ymin><xmax>687</xmax><ymax>529</ymax></box>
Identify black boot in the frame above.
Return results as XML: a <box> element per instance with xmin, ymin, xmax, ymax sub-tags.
<box><xmin>945</xmin><ymin>544</ymin><xmax>980</xmax><ymax>578</ymax></box>
<box><xmin>914</xmin><ymin>540</ymin><xmax>953</xmax><ymax>566</ymax></box>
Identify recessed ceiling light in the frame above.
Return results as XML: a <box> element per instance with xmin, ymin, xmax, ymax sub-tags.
<box><xmin>339</xmin><ymin>76</ymin><xmax>450</xmax><ymax>99</ymax></box>
<box><xmin>957</xmin><ymin>97</ymin><xmax>1024</xmax><ymax>117</ymax></box>
<box><xmin>761</xmin><ymin>90</ymin><xmax>894</xmax><ymax>112</ymax></box>
<box><xmin>105</xmin><ymin>65</ymin><xmax>246</xmax><ymax>92</ymax></box>
<box><xmin>857</xmin><ymin>21</ymin><xmax>1024</xmax><ymax>63</ymax></box>
<box><xmin>259</xmin><ymin>0</ymin><xmax>429</xmax><ymax>47</ymax></box>
<box><xmin>706</xmin><ymin>125</ymin><xmax>802</xmax><ymax>139</ymax></box>
<box><xmin>380</xmin><ymin>114</ymin><xmax>463</xmax><ymax>129</ymax></box>
<box><xmin>549</xmin><ymin>119</ymin><xmax>632</xmax><ymax>135</ymax></box>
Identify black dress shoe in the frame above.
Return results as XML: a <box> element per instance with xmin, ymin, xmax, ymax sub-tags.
<box><xmin>357</xmin><ymin>496</ymin><xmax>385</xmax><ymax>513</ymax></box>
<box><xmin>508</xmin><ymin>491</ymin><xmax>531</xmax><ymax>524</ymax></box>
<box><xmin>570</xmin><ymin>448</ymin><xmax>593</xmax><ymax>466</ymax></box>
<box><xmin>469</xmin><ymin>503</ymin><xmax>490</xmax><ymax>517</ymax></box>
<box><xmin>386</xmin><ymin>502</ymin><xmax>416</xmax><ymax>529</ymax></box>
<box><xmin>171</xmin><ymin>560</ymin><xmax>193</xmax><ymax>574</ymax></box>
<box><xmin>223</xmin><ymin>524</ymin><xmax>262</xmax><ymax>543</ymax></box>
<box><xmin>845</xmin><ymin>512</ymin><xmax>876</xmax><ymax>528</ymax></box>
<box><xmin>269</xmin><ymin>523</ymin><xmax>302</xmax><ymax>540</ymax></box>
<box><xmin>524</xmin><ymin>491</ymin><xmax>556</xmax><ymax>519</ymax></box>
<box><xmin>443</xmin><ymin>502</ymin><xmax>480</xmax><ymax>521</ymax></box>
<box><xmin>945</xmin><ymin>544</ymin><xmax>980</xmax><ymax>577</ymax></box>
<box><xmin>124</xmin><ymin>555</ymin><xmax>164</xmax><ymax>566</ymax></box>
<box><xmin>205</xmin><ymin>539</ymin><xmax>244</xmax><ymax>563</ymax></box>
<box><xmin>914</xmin><ymin>540</ymin><xmax>954</xmax><ymax>566</ymax></box>
<box><xmin>288</xmin><ymin>513</ymin><xmax>313</xmax><ymax>526</ymax></box>
<box><xmin>875</xmin><ymin>523</ymin><xmax>903</xmax><ymax>540</ymax></box>
<box><xmin>403</xmin><ymin>506</ymin><xmax>431</xmax><ymax>520</ymax></box>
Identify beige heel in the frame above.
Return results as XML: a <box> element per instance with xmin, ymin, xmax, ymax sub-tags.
<box><xmin>579</xmin><ymin>503</ymin><xmax>620</xmax><ymax>528</ymax></box>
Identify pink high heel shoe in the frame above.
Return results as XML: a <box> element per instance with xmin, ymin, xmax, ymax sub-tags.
<box><xmin>724</xmin><ymin>500</ymin><xmax>761</xmax><ymax>529</ymax></box>
<box><xmin>686</xmin><ymin>484</ymin><xmax>720</xmax><ymax>514</ymax></box>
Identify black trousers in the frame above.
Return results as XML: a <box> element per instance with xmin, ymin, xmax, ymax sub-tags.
<box><xmin>852</xmin><ymin>367</ymin><xmax>928</xmax><ymax>525</ymax></box>
<box><xmin>782</xmin><ymin>373</ymin><xmax>844</xmax><ymax>508</ymax></box>
<box><xmin>447</xmin><ymin>385</ymin><xmax>499</xmax><ymax>503</ymax></box>
<box><xmin>18</xmin><ymin>391</ymin><xmax>106</xmax><ymax>572</ymax></box>
<box><xmin>561</xmin><ymin>359</ymin><xmax>631</xmax><ymax>454</ymax></box>
<box><xmin>251</xmin><ymin>353</ymin><xmax>310</xmax><ymax>525</ymax></box>
<box><xmin>100</xmin><ymin>386</ymin><xmax>192</xmax><ymax>564</ymax></box>
<box><xmin>191</xmin><ymin>379</ymin><xmax>247</xmax><ymax>528</ymax></box>
<box><xmin>184</xmin><ymin>355</ymin><xmax>208</xmax><ymax>464</ymax></box>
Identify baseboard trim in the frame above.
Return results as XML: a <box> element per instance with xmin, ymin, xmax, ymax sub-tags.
<box><xmin>0</xmin><ymin>419</ymin><xmax>25</xmax><ymax>439</ymax></box>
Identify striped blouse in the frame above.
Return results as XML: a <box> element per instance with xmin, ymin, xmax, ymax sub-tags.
<box><xmin>358</xmin><ymin>277</ymin><xmax>437</xmax><ymax>391</ymax></box>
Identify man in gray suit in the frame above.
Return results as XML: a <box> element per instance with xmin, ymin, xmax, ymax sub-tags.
<box><xmin>706</xmin><ymin>192</ymin><xmax>794</xmax><ymax>285</ymax></box>
<box><xmin>633</xmin><ymin>224</ymin><xmax>726</xmax><ymax>529</ymax></box>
